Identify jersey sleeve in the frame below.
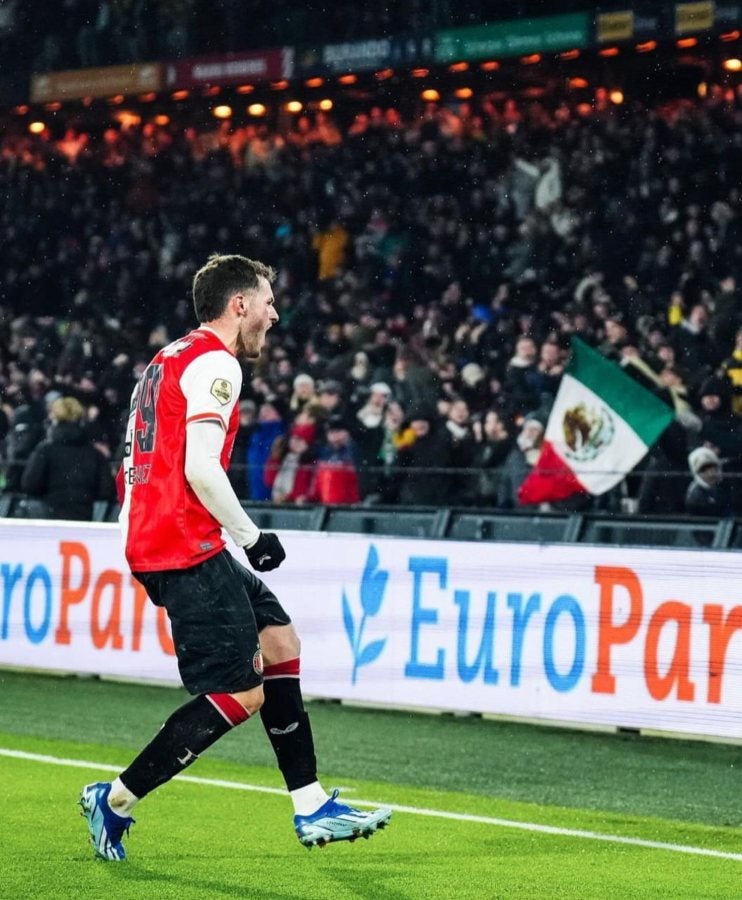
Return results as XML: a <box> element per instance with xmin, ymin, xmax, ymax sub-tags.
<box><xmin>179</xmin><ymin>350</ymin><xmax>241</xmax><ymax>430</ymax></box>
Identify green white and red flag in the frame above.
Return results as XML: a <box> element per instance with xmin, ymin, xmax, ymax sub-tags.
<box><xmin>517</xmin><ymin>338</ymin><xmax>675</xmax><ymax>505</ymax></box>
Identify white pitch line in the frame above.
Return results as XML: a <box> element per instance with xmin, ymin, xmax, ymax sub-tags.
<box><xmin>2</xmin><ymin>747</ymin><xmax>741</xmax><ymax>863</ymax></box>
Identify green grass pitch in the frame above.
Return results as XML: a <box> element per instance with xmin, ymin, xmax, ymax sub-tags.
<box><xmin>1</xmin><ymin>671</ymin><xmax>741</xmax><ymax>899</ymax></box>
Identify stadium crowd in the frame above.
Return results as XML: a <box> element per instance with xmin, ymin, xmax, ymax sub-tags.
<box><xmin>2</xmin><ymin>92</ymin><xmax>742</xmax><ymax>516</ymax></box>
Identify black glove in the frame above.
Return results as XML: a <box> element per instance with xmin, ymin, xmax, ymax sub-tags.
<box><xmin>245</xmin><ymin>532</ymin><xmax>286</xmax><ymax>572</ymax></box>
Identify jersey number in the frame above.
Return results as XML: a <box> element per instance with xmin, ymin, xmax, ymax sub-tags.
<box><xmin>136</xmin><ymin>364</ymin><xmax>163</xmax><ymax>453</ymax></box>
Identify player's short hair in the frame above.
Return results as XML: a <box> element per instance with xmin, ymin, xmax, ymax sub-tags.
<box><xmin>192</xmin><ymin>253</ymin><xmax>276</xmax><ymax>323</ymax></box>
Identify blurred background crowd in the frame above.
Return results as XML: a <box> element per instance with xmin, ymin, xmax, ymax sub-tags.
<box><xmin>1</xmin><ymin>0</ymin><xmax>742</xmax><ymax>519</ymax></box>
<box><xmin>3</xmin><ymin>87</ymin><xmax>742</xmax><ymax>518</ymax></box>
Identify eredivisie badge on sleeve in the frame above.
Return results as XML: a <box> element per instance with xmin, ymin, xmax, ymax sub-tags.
<box><xmin>210</xmin><ymin>378</ymin><xmax>232</xmax><ymax>405</ymax></box>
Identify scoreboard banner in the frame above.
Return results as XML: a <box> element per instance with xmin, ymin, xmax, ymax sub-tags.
<box><xmin>1</xmin><ymin>520</ymin><xmax>741</xmax><ymax>741</ymax></box>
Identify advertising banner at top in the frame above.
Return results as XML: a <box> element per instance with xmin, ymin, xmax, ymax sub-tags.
<box><xmin>297</xmin><ymin>33</ymin><xmax>433</xmax><ymax>76</ymax></box>
<box><xmin>714</xmin><ymin>2</ymin><xmax>741</xmax><ymax>27</ymax></box>
<box><xmin>1</xmin><ymin>521</ymin><xmax>741</xmax><ymax>742</ymax></box>
<box><xmin>435</xmin><ymin>13</ymin><xmax>589</xmax><ymax>63</ymax></box>
<box><xmin>163</xmin><ymin>48</ymin><xmax>294</xmax><ymax>90</ymax></box>
<box><xmin>31</xmin><ymin>63</ymin><xmax>162</xmax><ymax>102</ymax></box>
<box><xmin>596</xmin><ymin>11</ymin><xmax>635</xmax><ymax>43</ymax></box>
<box><xmin>675</xmin><ymin>1</ymin><xmax>716</xmax><ymax>33</ymax></box>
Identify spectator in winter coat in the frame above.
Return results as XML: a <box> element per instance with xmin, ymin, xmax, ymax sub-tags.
<box><xmin>247</xmin><ymin>400</ymin><xmax>286</xmax><ymax>501</ymax></box>
<box><xmin>497</xmin><ymin>413</ymin><xmax>545</xmax><ymax>509</ymax></box>
<box><xmin>396</xmin><ymin>408</ymin><xmax>451</xmax><ymax>506</ymax></box>
<box><xmin>685</xmin><ymin>446</ymin><xmax>732</xmax><ymax>517</ymax></box>
<box><xmin>20</xmin><ymin>396</ymin><xmax>115</xmax><ymax>520</ymax></box>
<box><xmin>470</xmin><ymin>409</ymin><xmax>513</xmax><ymax>505</ymax></box>
<box><xmin>353</xmin><ymin>382</ymin><xmax>392</xmax><ymax>498</ymax></box>
<box><xmin>310</xmin><ymin>416</ymin><xmax>360</xmax><ymax>504</ymax></box>
<box><xmin>265</xmin><ymin>422</ymin><xmax>316</xmax><ymax>504</ymax></box>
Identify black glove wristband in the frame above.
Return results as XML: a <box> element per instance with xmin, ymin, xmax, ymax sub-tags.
<box><xmin>245</xmin><ymin>532</ymin><xmax>286</xmax><ymax>572</ymax></box>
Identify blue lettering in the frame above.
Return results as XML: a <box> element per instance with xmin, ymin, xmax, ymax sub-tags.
<box><xmin>454</xmin><ymin>590</ymin><xmax>498</xmax><ymax>684</ymax></box>
<box><xmin>1</xmin><ymin>563</ymin><xmax>23</xmax><ymax>640</ymax></box>
<box><xmin>507</xmin><ymin>592</ymin><xmax>541</xmax><ymax>686</ymax></box>
<box><xmin>405</xmin><ymin>557</ymin><xmax>446</xmax><ymax>680</ymax></box>
<box><xmin>24</xmin><ymin>565</ymin><xmax>52</xmax><ymax>644</ymax></box>
<box><xmin>543</xmin><ymin>595</ymin><xmax>585</xmax><ymax>692</ymax></box>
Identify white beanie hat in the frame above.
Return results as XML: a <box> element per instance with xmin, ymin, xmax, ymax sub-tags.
<box><xmin>688</xmin><ymin>446</ymin><xmax>721</xmax><ymax>476</ymax></box>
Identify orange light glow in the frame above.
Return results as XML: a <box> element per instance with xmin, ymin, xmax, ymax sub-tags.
<box><xmin>203</xmin><ymin>85</ymin><xmax>221</xmax><ymax>97</ymax></box>
<box><xmin>411</xmin><ymin>68</ymin><xmax>429</xmax><ymax>78</ymax></box>
<box><xmin>270</xmin><ymin>80</ymin><xmax>289</xmax><ymax>90</ymax></box>
<box><xmin>247</xmin><ymin>103</ymin><xmax>267</xmax><ymax>116</ymax></box>
<box><xmin>113</xmin><ymin>110</ymin><xmax>141</xmax><ymax>127</ymax></box>
<box><xmin>724</xmin><ymin>58</ymin><xmax>742</xmax><ymax>71</ymax></box>
<box><xmin>12</xmin><ymin>105</ymin><xmax>29</xmax><ymax>115</ymax></box>
<box><xmin>285</xmin><ymin>100</ymin><xmax>303</xmax><ymax>113</ymax></box>
<box><xmin>212</xmin><ymin>105</ymin><xmax>232</xmax><ymax>119</ymax></box>
<box><xmin>375</xmin><ymin>68</ymin><xmax>394</xmax><ymax>80</ymax></box>
<box><xmin>454</xmin><ymin>87</ymin><xmax>473</xmax><ymax>99</ymax></box>
<box><xmin>677</xmin><ymin>37</ymin><xmax>698</xmax><ymax>49</ymax></box>
<box><xmin>559</xmin><ymin>49</ymin><xmax>580</xmax><ymax>60</ymax></box>
<box><xmin>305</xmin><ymin>77</ymin><xmax>324</xmax><ymax>88</ymax></box>
<box><xmin>171</xmin><ymin>90</ymin><xmax>189</xmax><ymax>100</ymax></box>
<box><xmin>138</xmin><ymin>92</ymin><xmax>157</xmax><ymax>102</ymax></box>
<box><xmin>338</xmin><ymin>74</ymin><xmax>357</xmax><ymax>84</ymax></box>
<box><xmin>480</xmin><ymin>61</ymin><xmax>500</xmax><ymax>71</ymax></box>
<box><xmin>421</xmin><ymin>89</ymin><xmax>440</xmax><ymax>102</ymax></box>
<box><xmin>609</xmin><ymin>90</ymin><xmax>624</xmax><ymax>105</ymax></box>
<box><xmin>599</xmin><ymin>47</ymin><xmax>620</xmax><ymax>57</ymax></box>
<box><xmin>721</xmin><ymin>30</ymin><xmax>741</xmax><ymax>42</ymax></box>
<box><xmin>236</xmin><ymin>85</ymin><xmax>255</xmax><ymax>94</ymax></box>
<box><xmin>44</xmin><ymin>102</ymin><xmax>62</xmax><ymax>111</ymax></box>
<box><xmin>636</xmin><ymin>41</ymin><xmax>657</xmax><ymax>53</ymax></box>
<box><xmin>154</xmin><ymin>114</ymin><xmax>170</xmax><ymax>126</ymax></box>
<box><xmin>28</xmin><ymin>121</ymin><xmax>46</xmax><ymax>134</ymax></box>
<box><xmin>318</xmin><ymin>98</ymin><xmax>333</xmax><ymax>111</ymax></box>
<box><xmin>521</xmin><ymin>54</ymin><xmax>541</xmax><ymax>65</ymax></box>
<box><xmin>568</xmin><ymin>77</ymin><xmax>589</xmax><ymax>89</ymax></box>
<box><xmin>448</xmin><ymin>61</ymin><xmax>469</xmax><ymax>73</ymax></box>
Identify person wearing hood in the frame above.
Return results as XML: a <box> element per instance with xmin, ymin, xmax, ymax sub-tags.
<box><xmin>20</xmin><ymin>396</ymin><xmax>115</xmax><ymax>520</ymax></box>
<box><xmin>497</xmin><ymin>411</ymin><xmax>545</xmax><ymax>509</ymax></box>
<box><xmin>685</xmin><ymin>446</ymin><xmax>732</xmax><ymax>517</ymax></box>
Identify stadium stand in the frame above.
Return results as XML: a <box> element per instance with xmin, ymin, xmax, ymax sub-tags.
<box><xmin>2</xmin><ymin>4</ymin><xmax>742</xmax><ymax>520</ymax></box>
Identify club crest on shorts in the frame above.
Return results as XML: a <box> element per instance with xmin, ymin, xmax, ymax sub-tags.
<box><xmin>253</xmin><ymin>649</ymin><xmax>264</xmax><ymax>676</ymax></box>
<box><xmin>210</xmin><ymin>378</ymin><xmax>232</xmax><ymax>405</ymax></box>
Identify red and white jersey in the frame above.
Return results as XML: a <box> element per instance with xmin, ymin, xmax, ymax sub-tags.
<box><xmin>119</xmin><ymin>327</ymin><xmax>241</xmax><ymax>572</ymax></box>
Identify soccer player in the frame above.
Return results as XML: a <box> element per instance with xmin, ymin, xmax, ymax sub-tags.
<box><xmin>79</xmin><ymin>254</ymin><xmax>391</xmax><ymax>860</ymax></box>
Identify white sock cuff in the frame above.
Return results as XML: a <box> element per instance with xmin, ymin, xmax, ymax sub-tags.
<box><xmin>290</xmin><ymin>781</ymin><xmax>330</xmax><ymax>816</ymax></box>
<box><xmin>109</xmin><ymin>776</ymin><xmax>140</xmax><ymax>815</ymax></box>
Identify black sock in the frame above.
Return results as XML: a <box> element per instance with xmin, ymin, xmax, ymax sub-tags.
<box><xmin>260</xmin><ymin>677</ymin><xmax>318</xmax><ymax>791</ymax></box>
<box><xmin>120</xmin><ymin>694</ymin><xmax>245</xmax><ymax>799</ymax></box>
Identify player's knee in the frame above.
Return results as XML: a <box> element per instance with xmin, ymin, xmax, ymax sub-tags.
<box><xmin>259</xmin><ymin>623</ymin><xmax>301</xmax><ymax>665</ymax></box>
<box><xmin>266</xmin><ymin>623</ymin><xmax>301</xmax><ymax>659</ymax></box>
<box><xmin>229</xmin><ymin>684</ymin><xmax>264</xmax><ymax>716</ymax></box>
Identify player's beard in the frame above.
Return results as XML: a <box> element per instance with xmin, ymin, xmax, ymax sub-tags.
<box><xmin>236</xmin><ymin>324</ymin><xmax>264</xmax><ymax>360</ymax></box>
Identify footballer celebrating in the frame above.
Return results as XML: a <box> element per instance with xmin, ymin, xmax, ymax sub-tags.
<box><xmin>79</xmin><ymin>253</ymin><xmax>391</xmax><ymax>860</ymax></box>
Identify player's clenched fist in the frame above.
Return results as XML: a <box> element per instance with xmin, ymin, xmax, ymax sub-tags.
<box><xmin>245</xmin><ymin>532</ymin><xmax>286</xmax><ymax>571</ymax></box>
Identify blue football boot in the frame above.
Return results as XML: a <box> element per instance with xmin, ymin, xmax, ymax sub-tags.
<box><xmin>79</xmin><ymin>782</ymin><xmax>134</xmax><ymax>861</ymax></box>
<box><xmin>294</xmin><ymin>789</ymin><xmax>391</xmax><ymax>848</ymax></box>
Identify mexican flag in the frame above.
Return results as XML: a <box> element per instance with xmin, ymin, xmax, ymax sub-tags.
<box><xmin>518</xmin><ymin>338</ymin><xmax>675</xmax><ymax>505</ymax></box>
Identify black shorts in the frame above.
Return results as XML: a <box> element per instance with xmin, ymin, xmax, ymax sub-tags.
<box><xmin>133</xmin><ymin>549</ymin><xmax>291</xmax><ymax>695</ymax></box>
